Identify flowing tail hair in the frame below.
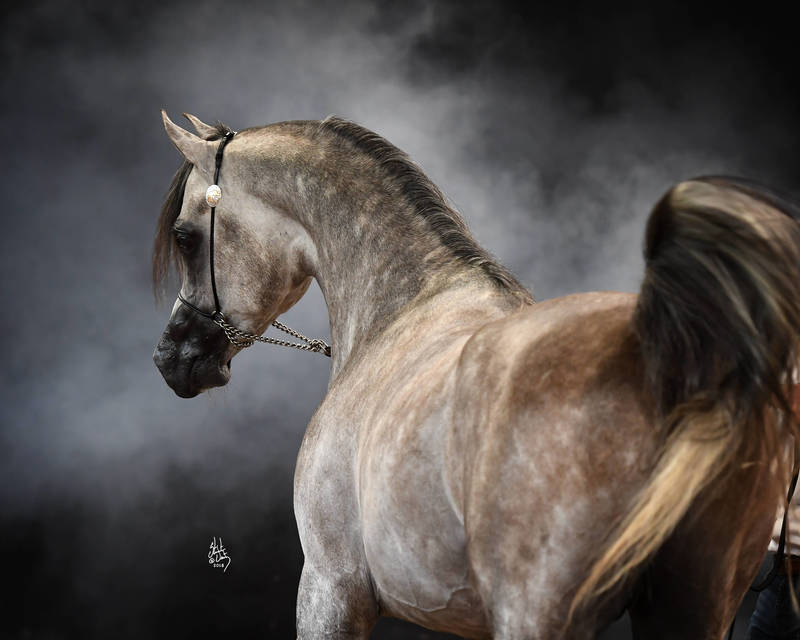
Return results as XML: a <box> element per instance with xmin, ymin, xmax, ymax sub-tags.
<box><xmin>570</xmin><ymin>177</ymin><xmax>800</xmax><ymax>616</ymax></box>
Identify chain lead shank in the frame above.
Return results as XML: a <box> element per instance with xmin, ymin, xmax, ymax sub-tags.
<box><xmin>214</xmin><ymin>313</ymin><xmax>331</xmax><ymax>357</ymax></box>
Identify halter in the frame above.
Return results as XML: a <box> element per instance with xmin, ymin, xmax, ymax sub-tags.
<box><xmin>177</xmin><ymin>131</ymin><xmax>331</xmax><ymax>357</ymax></box>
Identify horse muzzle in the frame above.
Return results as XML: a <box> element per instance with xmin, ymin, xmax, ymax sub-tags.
<box><xmin>153</xmin><ymin>328</ymin><xmax>232</xmax><ymax>398</ymax></box>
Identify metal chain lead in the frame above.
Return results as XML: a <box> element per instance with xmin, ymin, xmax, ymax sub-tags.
<box><xmin>213</xmin><ymin>313</ymin><xmax>331</xmax><ymax>356</ymax></box>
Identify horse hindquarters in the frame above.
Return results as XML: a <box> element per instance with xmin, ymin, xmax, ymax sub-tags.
<box><xmin>452</xmin><ymin>294</ymin><xmax>655</xmax><ymax>638</ymax></box>
<box><xmin>573</xmin><ymin>178</ymin><xmax>800</xmax><ymax>633</ymax></box>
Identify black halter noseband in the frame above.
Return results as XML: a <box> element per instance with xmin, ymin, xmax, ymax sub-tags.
<box><xmin>178</xmin><ymin>131</ymin><xmax>331</xmax><ymax>357</ymax></box>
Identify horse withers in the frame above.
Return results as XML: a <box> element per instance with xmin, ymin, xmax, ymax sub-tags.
<box><xmin>153</xmin><ymin>112</ymin><xmax>800</xmax><ymax>639</ymax></box>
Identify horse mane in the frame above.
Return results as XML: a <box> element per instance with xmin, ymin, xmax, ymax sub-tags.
<box><xmin>152</xmin><ymin>122</ymin><xmax>233</xmax><ymax>299</ymax></box>
<box><xmin>317</xmin><ymin>116</ymin><xmax>533</xmax><ymax>302</ymax></box>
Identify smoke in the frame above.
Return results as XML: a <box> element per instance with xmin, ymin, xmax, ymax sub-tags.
<box><xmin>1</xmin><ymin>0</ymin><xmax>796</xmax><ymax>637</ymax></box>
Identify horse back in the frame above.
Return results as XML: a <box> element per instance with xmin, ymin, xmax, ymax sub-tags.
<box><xmin>449</xmin><ymin>291</ymin><xmax>656</xmax><ymax>517</ymax></box>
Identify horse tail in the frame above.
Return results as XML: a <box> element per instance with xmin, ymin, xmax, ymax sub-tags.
<box><xmin>571</xmin><ymin>177</ymin><xmax>800</xmax><ymax>615</ymax></box>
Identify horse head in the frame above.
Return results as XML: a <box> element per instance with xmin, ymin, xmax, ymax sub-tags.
<box><xmin>152</xmin><ymin>112</ymin><xmax>313</xmax><ymax>397</ymax></box>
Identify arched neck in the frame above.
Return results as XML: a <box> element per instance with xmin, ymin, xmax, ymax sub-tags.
<box><xmin>249</xmin><ymin>123</ymin><xmax>532</xmax><ymax>379</ymax></box>
<box><xmin>297</xmin><ymin>185</ymin><xmax>529</xmax><ymax>379</ymax></box>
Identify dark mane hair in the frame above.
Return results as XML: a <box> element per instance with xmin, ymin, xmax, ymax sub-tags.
<box><xmin>318</xmin><ymin>117</ymin><xmax>533</xmax><ymax>302</ymax></box>
<box><xmin>152</xmin><ymin>122</ymin><xmax>232</xmax><ymax>299</ymax></box>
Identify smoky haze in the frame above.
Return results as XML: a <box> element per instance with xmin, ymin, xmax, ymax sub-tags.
<box><xmin>2</xmin><ymin>1</ymin><xmax>797</xmax><ymax>638</ymax></box>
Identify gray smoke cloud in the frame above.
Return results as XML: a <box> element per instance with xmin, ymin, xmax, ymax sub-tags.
<box><xmin>2</xmin><ymin>0</ymin><xmax>797</xmax><ymax>637</ymax></box>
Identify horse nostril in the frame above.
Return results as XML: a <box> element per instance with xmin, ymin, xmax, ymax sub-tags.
<box><xmin>153</xmin><ymin>330</ymin><xmax>179</xmax><ymax>371</ymax></box>
<box><xmin>153</xmin><ymin>337</ymin><xmax>173</xmax><ymax>359</ymax></box>
<box><xmin>153</xmin><ymin>348</ymin><xmax>168</xmax><ymax>372</ymax></box>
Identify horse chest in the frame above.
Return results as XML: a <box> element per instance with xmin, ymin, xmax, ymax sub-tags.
<box><xmin>296</xmin><ymin>349</ymin><xmax>490</xmax><ymax>636</ymax></box>
<box><xmin>357</xmin><ymin>405</ymin><xmax>488</xmax><ymax>634</ymax></box>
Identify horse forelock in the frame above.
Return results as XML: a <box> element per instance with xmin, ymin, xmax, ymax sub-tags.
<box><xmin>152</xmin><ymin>122</ymin><xmax>233</xmax><ymax>299</ymax></box>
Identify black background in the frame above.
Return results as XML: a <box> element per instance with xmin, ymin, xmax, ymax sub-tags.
<box><xmin>2</xmin><ymin>1</ymin><xmax>797</xmax><ymax>637</ymax></box>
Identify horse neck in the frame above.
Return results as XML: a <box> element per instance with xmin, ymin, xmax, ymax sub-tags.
<box><xmin>293</xmin><ymin>180</ymin><xmax>527</xmax><ymax>378</ymax></box>
<box><xmin>305</xmin><ymin>200</ymin><xmax>451</xmax><ymax>371</ymax></box>
<box><xmin>250</xmin><ymin>127</ymin><xmax>531</xmax><ymax>376</ymax></box>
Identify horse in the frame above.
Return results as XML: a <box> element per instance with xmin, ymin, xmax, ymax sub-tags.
<box><xmin>152</xmin><ymin>111</ymin><xmax>800</xmax><ymax>639</ymax></box>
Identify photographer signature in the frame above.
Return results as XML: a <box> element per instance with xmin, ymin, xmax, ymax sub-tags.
<box><xmin>208</xmin><ymin>536</ymin><xmax>231</xmax><ymax>572</ymax></box>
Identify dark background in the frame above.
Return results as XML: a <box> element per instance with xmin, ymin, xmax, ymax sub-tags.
<box><xmin>2</xmin><ymin>1</ymin><xmax>797</xmax><ymax>637</ymax></box>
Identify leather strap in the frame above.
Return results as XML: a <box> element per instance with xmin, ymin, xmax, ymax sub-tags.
<box><xmin>209</xmin><ymin>131</ymin><xmax>236</xmax><ymax>314</ymax></box>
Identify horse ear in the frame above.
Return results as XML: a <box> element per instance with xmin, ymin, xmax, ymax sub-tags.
<box><xmin>183</xmin><ymin>112</ymin><xmax>219</xmax><ymax>140</ymax></box>
<box><xmin>161</xmin><ymin>110</ymin><xmax>215</xmax><ymax>173</ymax></box>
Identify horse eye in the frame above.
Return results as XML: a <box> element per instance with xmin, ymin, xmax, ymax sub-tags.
<box><xmin>173</xmin><ymin>228</ymin><xmax>199</xmax><ymax>254</ymax></box>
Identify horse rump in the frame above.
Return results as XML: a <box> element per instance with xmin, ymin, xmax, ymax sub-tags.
<box><xmin>571</xmin><ymin>177</ymin><xmax>800</xmax><ymax>618</ymax></box>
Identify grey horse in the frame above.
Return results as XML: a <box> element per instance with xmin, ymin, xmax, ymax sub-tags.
<box><xmin>153</xmin><ymin>112</ymin><xmax>800</xmax><ymax>639</ymax></box>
